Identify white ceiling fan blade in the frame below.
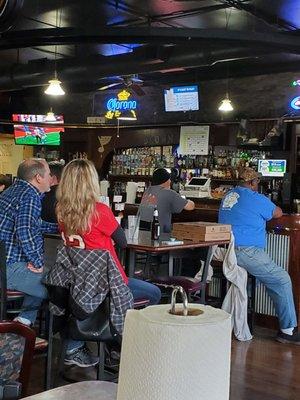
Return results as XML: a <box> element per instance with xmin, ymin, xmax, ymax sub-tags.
<box><xmin>98</xmin><ymin>82</ymin><xmax>122</xmax><ymax>91</ymax></box>
<box><xmin>131</xmin><ymin>77</ymin><xmax>144</xmax><ymax>84</ymax></box>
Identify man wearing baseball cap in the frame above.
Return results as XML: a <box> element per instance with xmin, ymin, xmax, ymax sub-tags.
<box><xmin>219</xmin><ymin>167</ymin><xmax>300</xmax><ymax>344</ymax></box>
<box><xmin>140</xmin><ymin>168</ymin><xmax>195</xmax><ymax>234</ymax></box>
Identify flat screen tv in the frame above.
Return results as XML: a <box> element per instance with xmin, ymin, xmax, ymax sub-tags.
<box><xmin>258</xmin><ymin>159</ymin><xmax>287</xmax><ymax>177</ymax></box>
<box><xmin>12</xmin><ymin>114</ymin><xmax>64</xmax><ymax>146</ymax></box>
<box><xmin>164</xmin><ymin>85</ymin><xmax>199</xmax><ymax>112</ymax></box>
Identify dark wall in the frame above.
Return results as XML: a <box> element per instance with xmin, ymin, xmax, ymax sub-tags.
<box><xmin>93</xmin><ymin>71</ymin><xmax>300</xmax><ymax>124</ymax></box>
<box><xmin>3</xmin><ymin>70</ymin><xmax>300</xmax><ymax>126</ymax></box>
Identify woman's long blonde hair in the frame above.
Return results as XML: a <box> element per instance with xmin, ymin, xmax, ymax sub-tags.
<box><xmin>56</xmin><ymin>159</ymin><xmax>100</xmax><ymax>235</ymax></box>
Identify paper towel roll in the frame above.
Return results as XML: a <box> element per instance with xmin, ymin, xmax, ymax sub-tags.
<box><xmin>100</xmin><ymin>180</ymin><xmax>110</xmax><ymax>196</ymax></box>
<box><xmin>126</xmin><ymin>182</ymin><xmax>138</xmax><ymax>204</ymax></box>
<box><xmin>117</xmin><ymin>304</ymin><xmax>231</xmax><ymax>400</ymax></box>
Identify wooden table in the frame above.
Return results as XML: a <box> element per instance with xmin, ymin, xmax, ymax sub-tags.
<box><xmin>126</xmin><ymin>230</ymin><xmax>230</xmax><ymax>303</ymax></box>
<box><xmin>23</xmin><ymin>381</ymin><xmax>117</xmax><ymax>400</ymax></box>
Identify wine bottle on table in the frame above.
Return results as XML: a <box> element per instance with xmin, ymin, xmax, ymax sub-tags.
<box><xmin>151</xmin><ymin>207</ymin><xmax>160</xmax><ymax>241</ymax></box>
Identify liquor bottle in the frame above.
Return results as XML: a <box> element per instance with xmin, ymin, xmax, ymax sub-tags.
<box><xmin>177</xmin><ymin>155</ymin><xmax>183</xmax><ymax>168</ymax></box>
<box><xmin>265</xmin><ymin>182</ymin><xmax>272</xmax><ymax>200</ymax></box>
<box><xmin>151</xmin><ymin>208</ymin><xmax>160</xmax><ymax>241</ymax></box>
<box><xmin>271</xmin><ymin>179</ymin><xmax>279</xmax><ymax>203</ymax></box>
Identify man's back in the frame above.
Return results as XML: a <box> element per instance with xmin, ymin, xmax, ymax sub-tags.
<box><xmin>219</xmin><ymin>186</ymin><xmax>275</xmax><ymax>248</ymax></box>
<box><xmin>0</xmin><ymin>179</ymin><xmax>42</xmax><ymax>266</ymax></box>
<box><xmin>141</xmin><ymin>185</ymin><xmax>187</xmax><ymax>233</ymax></box>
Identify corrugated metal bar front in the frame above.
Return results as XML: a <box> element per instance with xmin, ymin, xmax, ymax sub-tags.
<box><xmin>255</xmin><ymin>233</ymin><xmax>290</xmax><ymax>315</ymax></box>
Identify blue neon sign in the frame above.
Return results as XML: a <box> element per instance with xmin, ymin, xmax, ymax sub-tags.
<box><xmin>290</xmin><ymin>96</ymin><xmax>300</xmax><ymax>110</ymax></box>
<box><xmin>106</xmin><ymin>98</ymin><xmax>137</xmax><ymax>112</ymax></box>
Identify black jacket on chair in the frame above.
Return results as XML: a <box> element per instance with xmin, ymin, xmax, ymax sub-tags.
<box><xmin>43</xmin><ymin>245</ymin><xmax>134</xmax><ymax>335</ymax></box>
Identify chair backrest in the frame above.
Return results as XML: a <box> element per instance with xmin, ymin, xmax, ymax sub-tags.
<box><xmin>135</xmin><ymin>203</ymin><xmax>155</xmax><ymax>233</ymax></box>
<box><xmin>0</xmin><ymin>240</ymin><xmax>7</xmax><ymax>320</ymax></box>
<box><xmin>0</xmin><ymin>321</ymin><xmax>36</xmax><ymax>397</ymax></box>
<box><xmin>138</xmin><ymin>203</ymin><xmax>155</xmax><ymax>223</ymax></box>
<box><xmin>43</xmin><ymin>236</ymin><xmax>63</xmax><ymax>273</ymax></box>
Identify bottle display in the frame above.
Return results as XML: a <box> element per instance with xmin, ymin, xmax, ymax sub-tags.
<box><xmin>109</xmin><ymin>145</ymin><xmax>284</xmax><ymax>204</ymax></box>
<box><xmin>111</xmin><ymin>146</ymin><xmax>168</xmax><ymax>176</ymax></box>
<box><xmin>110</xmin><ymin>146</ymin><xmax>271</xmax><ymax>180</ymax></box>
<box><xmin>151</xmin><ymin>208</ymin><xmax>160</xmax><ymax>241</ymax></box>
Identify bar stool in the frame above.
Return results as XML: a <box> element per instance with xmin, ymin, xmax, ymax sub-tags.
<box><xmin>150</xmin><ymin>276</ymin><xmax>202</xmax><ymax>302</ymax></box>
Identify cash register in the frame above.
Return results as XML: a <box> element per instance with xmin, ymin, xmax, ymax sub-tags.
<box><xmin>180</xmin><ymin>177</ymin><xmax>212</xmax><ymax>199</ymax></box>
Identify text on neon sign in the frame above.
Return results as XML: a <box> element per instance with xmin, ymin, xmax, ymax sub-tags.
<box><xmin>106</xmin><ymin>98</ymin><xmax>137</xmax><ymax>112</ymax></box>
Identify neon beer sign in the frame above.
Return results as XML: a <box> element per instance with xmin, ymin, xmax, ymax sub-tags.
<box><xmin>105</xmin><ymin>90</ymin><xmax>138</xmax><ymax>119</ymax></box>
<box><xmin>291</xmin><ymin>96</ymin><xmax>300</xmax><ymax>110</ymax></box>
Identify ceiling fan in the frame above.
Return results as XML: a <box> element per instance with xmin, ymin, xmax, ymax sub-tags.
<box><xmin>97</xmin><ymin>74</ymin><xmax>146</xmax><ymax>96</ymax></box>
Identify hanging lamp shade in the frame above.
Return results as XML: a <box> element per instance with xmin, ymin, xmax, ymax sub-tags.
<box><xmin>44</xmin><ymin>78</ymin><xmax>65</xmax><ymax>96</ymax></box>
<box><xmin>44</xmin><ymin>108</ymin><xmax>56</xmax><ymax>122</ymax></box>
<box><xmin>218</xmin><ymin>95</ymin><xmax>234</xmax><ymax>112</ymax></box>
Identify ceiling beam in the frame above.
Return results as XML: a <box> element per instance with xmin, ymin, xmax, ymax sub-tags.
<box><xmin>108</xmin><ymin>4</ymin><xmax>230</xmax><ymax>27</ymax></box>
<box><xmin>219</xmin><ymin>0</ymin><xmax>298</xmax><ymax>31</ymax></box>
<box><xmin>0</xmin><ymin>27</ymin><xmax>300</xmax><ymax>52</ymax></box>
<box><xmin>0</xmin><ymin>45</ymin><xmax>276</xmax><ymax>91</ymax></box>
<box><xmin>105</xmin><ymin>0</ymin><xmax>148</xmax><ymax>21</ymax></box>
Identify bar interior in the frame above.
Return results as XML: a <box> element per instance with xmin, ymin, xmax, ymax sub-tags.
<box><xmin>0</xmin><ymin>1</ymin><xmax>300</xmax><ymax>400</ymax></box>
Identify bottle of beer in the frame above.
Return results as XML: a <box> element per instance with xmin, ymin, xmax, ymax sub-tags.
<box><xmin>151</xmin><ymin>207</ymin><xmax>160</xmax><ymax>241</ymax></box>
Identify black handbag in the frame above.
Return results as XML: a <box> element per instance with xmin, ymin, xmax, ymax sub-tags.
<box><xmin>68</xmin><ymin>296</ymin><xmax>120</xmax><ymax>343</ymax></box>
<box><xmin>46</xmin><ymin>284</ymin><xmax>120</xmax><ymax>343</ymax></box>
<box><xmin>0</xmin><ymin>380</ymin><xmax>22</xmax><ymax>400</ymax></box>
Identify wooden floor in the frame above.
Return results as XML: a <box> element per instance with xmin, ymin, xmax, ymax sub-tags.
<box><xmin>28</xmin><ymin>327</ymin><xmax>300</xmax><ymax>400</ymax></box>
<box><xmin>230</xmin><ymin>328</ymin><xmax>300</xmax><ymax>400</ymax></box>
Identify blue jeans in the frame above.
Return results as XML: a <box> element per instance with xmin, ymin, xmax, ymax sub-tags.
<box><xmin>128</xmin><ymin>278</ymin><xmax>161</xmax><ymax>305</ymax></box>
<box><xmin>6</xmin><ymin>262</ymin><xmax>48</xmax><ymax>323</ymax></box>
<box><xmin>67</xmin><ymin>278</ymin><xmax>161</xmax><ymax>352</ymax></box>
<box><xmin>235</xmin><ymin>247</ymin><xmax>297</xmax><ymax>330</ymax></box>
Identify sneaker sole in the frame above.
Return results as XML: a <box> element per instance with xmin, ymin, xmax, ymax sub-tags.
<box><xmin>276</xmin><ymin>337</ymin><xmax>300</xmax><ymax>345</ymax></box>
<box><xmin>64</xmin><ymin>360</ymin><xmax>99</xmax><ymax>368</ymax></box>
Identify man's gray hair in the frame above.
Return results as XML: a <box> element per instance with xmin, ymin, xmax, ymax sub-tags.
<box><xmin>17</xmin><ymin>158</ymin><xmax>47</xmax><ymax>182</ymax></box>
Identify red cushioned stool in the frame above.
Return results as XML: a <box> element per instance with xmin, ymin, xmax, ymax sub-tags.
<box><xmin>133</xmin><ymin>298</ymin><xmax>150</xmax><ymax>309</ymax></box>
<box><xmin>150</xmin><ymin>276</ymin><xmax>204</xmax><ymax>303</ymax></box>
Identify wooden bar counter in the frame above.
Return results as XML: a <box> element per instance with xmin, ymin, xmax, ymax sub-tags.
<box><xmin>125</xmin><ymin>200</ymin><xmax>300</xmax><ymax>329</ymax></box>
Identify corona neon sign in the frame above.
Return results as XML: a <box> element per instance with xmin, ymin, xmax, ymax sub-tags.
<box><xmin>291</xmin><ymin>96</ymin><xmax>300</xmax><ymax>110</ymax></box>
<box><xmin>105</xmin><ymin>90</ymin><xmax>138</xmax><ymax>119</ymax></box>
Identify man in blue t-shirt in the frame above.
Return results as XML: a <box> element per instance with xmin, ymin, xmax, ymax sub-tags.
<box><xmin>219</xmin><ymin>167</ymin><xmax>299</xmax><ymax>344</ymax></box>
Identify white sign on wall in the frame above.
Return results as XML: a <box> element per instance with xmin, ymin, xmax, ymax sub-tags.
<box><xmin>179</xmin><ymin>125</ymin><xmax>210</xmax><ymax>155</ymax></box>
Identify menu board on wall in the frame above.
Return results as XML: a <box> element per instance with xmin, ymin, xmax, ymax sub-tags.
<box><xmin>164</xmin><ymin>85</ymin><xmax>199</xmax><ymax>112</ymax></box>
<box><xmin>179</xmin><ymin>125</ymin><xmax>210</xmax><ymax>155</ymax></box>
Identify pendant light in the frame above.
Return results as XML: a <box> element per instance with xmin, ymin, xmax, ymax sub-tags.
<box><xmin>44</xmin><ymin>107</ymin><xmax>57</xmax><ymax>122</ymax></box>
<box><xmin>218</xmin><ymin>64</ymin><xmax>234</xmax><ymax>112</ymax></box>
<box><xmin>44</xmin><ymin>7</ymin><xmax>65</xmax><ymax>96</ymax></box>
<box><xmin>44</xmin><ymin>72</ymin><xmax>65</xmax><ymax>96</ymax></box>
<box><xmin>218</xmin><ymin>94</ymin><xmax>234</xmax><ymax>112</ymax></box>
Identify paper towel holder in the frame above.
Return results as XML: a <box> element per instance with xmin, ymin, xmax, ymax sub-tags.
<box><xmin>169</xmin><ymin>286</ymin><xmax>203</xmax><ymax>317</ymax></box>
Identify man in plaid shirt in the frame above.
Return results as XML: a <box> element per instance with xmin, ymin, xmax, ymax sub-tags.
<box><xmin>0</xmin><ymin>158</ymin><xmax>57</xmax><ymax>326</ymax></box>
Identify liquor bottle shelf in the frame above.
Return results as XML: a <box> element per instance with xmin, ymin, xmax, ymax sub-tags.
<box><xmin>108</xmin><ymin>174</ymin><xmax>239</xmax><ymax>183</ymax></box>
<box><xmin>108</xmin><ymin>174</ymin><xmax>152</xmax><ymax>180</ymax></box>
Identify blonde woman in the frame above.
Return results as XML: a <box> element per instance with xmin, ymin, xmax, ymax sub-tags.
<box><xmin>56</xmin><ymin>159</ymin><xmax>161</xmax><ymax>366</ymax></box>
